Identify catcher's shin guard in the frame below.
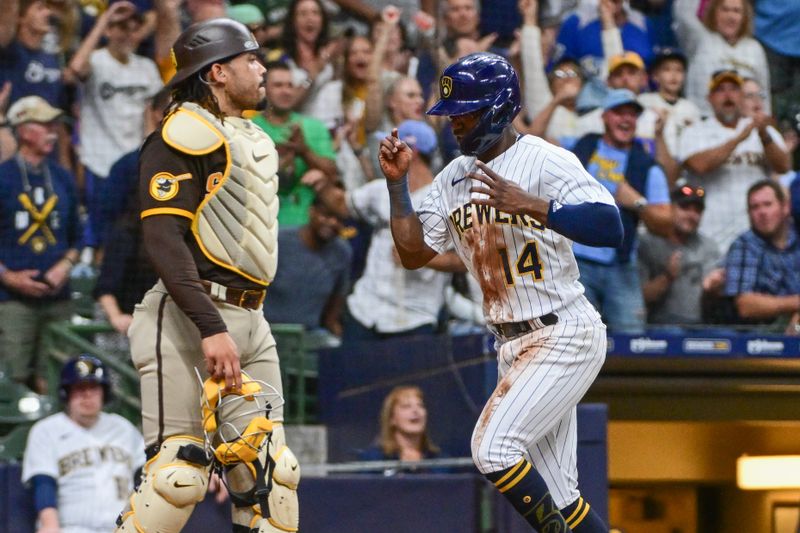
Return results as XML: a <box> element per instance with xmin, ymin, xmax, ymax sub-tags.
<box><xmin>201</xmin><ymin>373</ymin><xmax>299</xmax><ymax>533</ymax></box>
<box><xmin>227</xmin><ymin>424</ymin><xmax>300</xmax><ymax>532</ymax></box>
<box><xmin>114</xmin><ymin>436</ymin><xmax>212</xmax><ymax>532</ymax></box>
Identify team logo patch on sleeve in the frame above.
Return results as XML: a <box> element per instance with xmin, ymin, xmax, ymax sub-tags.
<box><xmin>149</xmin><ymin>172</ymin><xmax>192</xmax><ymax>201</ymax></box>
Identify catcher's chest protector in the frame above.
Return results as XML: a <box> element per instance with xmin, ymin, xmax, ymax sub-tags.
<box><xmin>164</xmin><ymin>102</ymin><xmax>280</xmax><ymax>285</ymax></box>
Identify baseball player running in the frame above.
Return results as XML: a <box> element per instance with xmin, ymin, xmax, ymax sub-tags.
<box><xmin>22</xmin><ymin>355</ymin><xmax>145</xmax><ymax>533</ymax></box>
<box><xmin>114</xmin><ymin>19</ymin><xmax>299</xmax><ymax>533</ymax></box>
<box><xmin>379</xmin><ymin>52</ymin><xmax>622</xmax><ymax>532</ymax></box>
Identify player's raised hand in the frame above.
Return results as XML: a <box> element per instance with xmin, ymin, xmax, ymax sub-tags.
<box><xmin>378</xmin><ymin>128</ymin><xmax>413</xmax><ymax>181</ymax></box>
<box><xmin>468</xmin><ymin>161</ymin><xmax>548</xmax><ymax>217</ymax></box>
<box><xmin>518</xmin><ymin>0</ymin><xmax>538</xmax><ymax>26</ymax></box>
<box><xmin>202</xmin><ymin>332</ymin><xmax>242</xmax><ymax>391</ymax></box>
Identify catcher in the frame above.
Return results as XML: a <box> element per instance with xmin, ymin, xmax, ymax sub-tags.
<box><xmin>114</xmin><ymin>18</ymin><xmax>299</xmax><ymax>533</ymax></box>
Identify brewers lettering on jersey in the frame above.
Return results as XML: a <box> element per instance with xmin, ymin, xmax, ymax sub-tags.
<box><xmin>22</xmin><ymin>355</ymin><xmax>145</xmax><ymax>533</ymax></box>
<box><xmin>23</xmin><ymin>412</ymin><xmax>145</xmax><ymax>532</ymax></box>
<box><xmin>380</xmin><ymin>53</ymin><xmax>623</xmax><ymax>532</ymax></box>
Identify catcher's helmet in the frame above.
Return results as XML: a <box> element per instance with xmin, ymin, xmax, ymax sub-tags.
<box><xmin>168</xmin><ymin>18</ymin><xmax>260</xmax><ymax>88</ymax></box>
<box><xmin>59</xmin><ymin>354</ymin><xmax>112</xmax><ymax>404</ymax></box>
<box><xmin>427</xmin><ymin>52</ymin><xmax>522</xmax><ymax>156</ymax></box>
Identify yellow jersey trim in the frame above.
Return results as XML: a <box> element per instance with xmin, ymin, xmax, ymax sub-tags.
<box><xmin>187</xmin><ymin>113</ymin><xmax>268</xmax><ymax>287</ymax></box>
<box><xmin>141</xmin><ymin>207</ymin><xmax>195</xmax><ymax>220</ymax></box>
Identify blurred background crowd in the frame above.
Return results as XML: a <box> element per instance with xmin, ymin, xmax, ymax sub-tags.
<box><xmin>0</xmin><ymin>0</ymin><xmax>799</xmax><ymax>392</ymax></box>
<box><xmin>1</xmin><ymin>1</ymin><xmax>800</xmax><ymax>531</ymax></box>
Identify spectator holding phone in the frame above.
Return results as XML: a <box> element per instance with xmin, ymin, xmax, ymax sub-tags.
<box><xmin>0</xmin><ymin>96</ymin><xmax>80</xmax><ymax>394</ymax></box>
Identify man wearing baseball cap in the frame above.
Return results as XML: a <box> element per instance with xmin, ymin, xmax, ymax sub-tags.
<box><xmin>576</xmin><ymin>51</ymin><xmax>647</xmax><ymax>124</ymax></box>
<box><xmin>0</xmin><ymin>95</ymin><xmax>80</xmax><ymax>394</ymax></box>
<box><xmin>22</xmin><ymin>355</ymin><xmax>145</xmax><ymax>533</ymax></box>
<box><xmin>571</xmin><ymin>88</ymin><xmax>672</xmax><ymax>333</ymax></box>
<box><xmin>638</xmin><ymin>183</ymin><xmax>724</xmax><ymax>325</ymax></box>
<box><xmin>576</xmin><ymin>51</ymin><xmax>680</xmax><ymax>178</ymax></box>
<box><xmin>678</xmin><ymin>69</ymin><xmax>791</xmax><ymax>252</ymax></box>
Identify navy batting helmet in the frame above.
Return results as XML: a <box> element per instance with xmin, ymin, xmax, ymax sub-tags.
<box><xmin>427</xmin><ymin>52</ymin><xmax>522</xmax><ymax>156</ymax></box>
<box><xmin>59</xmin><ymin>354</ymin><xmax>112</xmax><ymax>404</ymax></box>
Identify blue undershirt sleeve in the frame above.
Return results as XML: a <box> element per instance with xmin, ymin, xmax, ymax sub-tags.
<box><xmin>30</xmin><ymin>474</ymin><xmax>57</xmax><ymax>512</ymax></box>
<box><xmin>547</xmin><ymin>200</ymin><xmax>623</xmax><ymax>248</ymax></box>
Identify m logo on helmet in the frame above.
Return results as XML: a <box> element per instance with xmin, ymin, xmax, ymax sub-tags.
<box><xmin>441</xmin><ymin>76</ymin><xmax>453</xmax><ymax>98</ymax></box>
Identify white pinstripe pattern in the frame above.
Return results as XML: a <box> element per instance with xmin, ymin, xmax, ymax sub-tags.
<box><xmin>415</xmin><ymin>135</ymin><xmax>613</xmax><ymax>504</ymax></box>
<box><xmin>471</xmin><ymin>296</ymin><xmax>606</xmax><ymax>508</ymax></box>
<box><xmin>418</xmin><ymin>135</ymin><xmax>615</xmax><ymax>324</ymax></box>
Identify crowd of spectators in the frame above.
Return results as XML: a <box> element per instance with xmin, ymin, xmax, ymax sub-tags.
<box><xmin>1</xmin><ymin>0</ymin><xmax>800</xmax><ymax>392</ymax></box>
<box><xmin>0</xmin><ymin>2</ymin><xmax>799</xmax><ymax>530</ymax></box>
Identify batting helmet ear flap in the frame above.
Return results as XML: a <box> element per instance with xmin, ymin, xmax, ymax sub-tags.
<box><xmin>493</xmin><ymin>101</ymin><xmax>518</xmax><ymax>127</ymax></box>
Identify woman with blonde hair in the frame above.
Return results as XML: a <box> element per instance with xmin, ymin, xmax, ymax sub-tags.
<box><xmin>673</xmin><ymin>0</ymin><xmax>770</xmax><ymax>116</ymax></box>
<box><xmin>359</xmin><ymin>385</ymin><xmax>443</xmax><ymax>469</ymax></box>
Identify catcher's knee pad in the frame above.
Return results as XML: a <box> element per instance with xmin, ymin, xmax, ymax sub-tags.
<box><xmin>115</xmin><ymin>436</ymin><xmax>212</xmax><ymax>533</ymax></box>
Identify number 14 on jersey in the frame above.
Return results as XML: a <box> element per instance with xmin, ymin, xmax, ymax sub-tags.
<box><xmin>498</xmin><ymin>240</ymin><xmax>545</xmax><ymax>285</ymax></box>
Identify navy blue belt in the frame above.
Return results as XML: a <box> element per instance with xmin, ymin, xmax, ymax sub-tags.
<box><xmin>489</xmin><ymin>313</ymin><xmax>559</xmax><ymax>340</ymax></box>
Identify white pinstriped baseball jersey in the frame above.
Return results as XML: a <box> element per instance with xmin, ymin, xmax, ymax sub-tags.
<box><xmin>418</xmin><ymin>134</ymin><xmax>617</xmax><ymax>325</ymax></box>
<box><xmin>22</xmin><ymin>412</ymin><xmax>145</xmax><ymax>533</ymax></box>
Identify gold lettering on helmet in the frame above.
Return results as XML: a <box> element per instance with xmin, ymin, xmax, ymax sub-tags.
<box><xmin>170</xmin><ymin>48</ymin><xmax>178</xmax><ymax>69</ymax></box>
<box><xmin>441</xmin><ymin>76</ymin><xmax>453</xmax><ymax>98</ymax></box>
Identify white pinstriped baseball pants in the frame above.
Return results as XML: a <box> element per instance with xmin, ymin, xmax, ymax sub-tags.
<box><xmin>471</xmin><ymin>295</ymin><xmax>607</xmax><ymax>508</ymax></box>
